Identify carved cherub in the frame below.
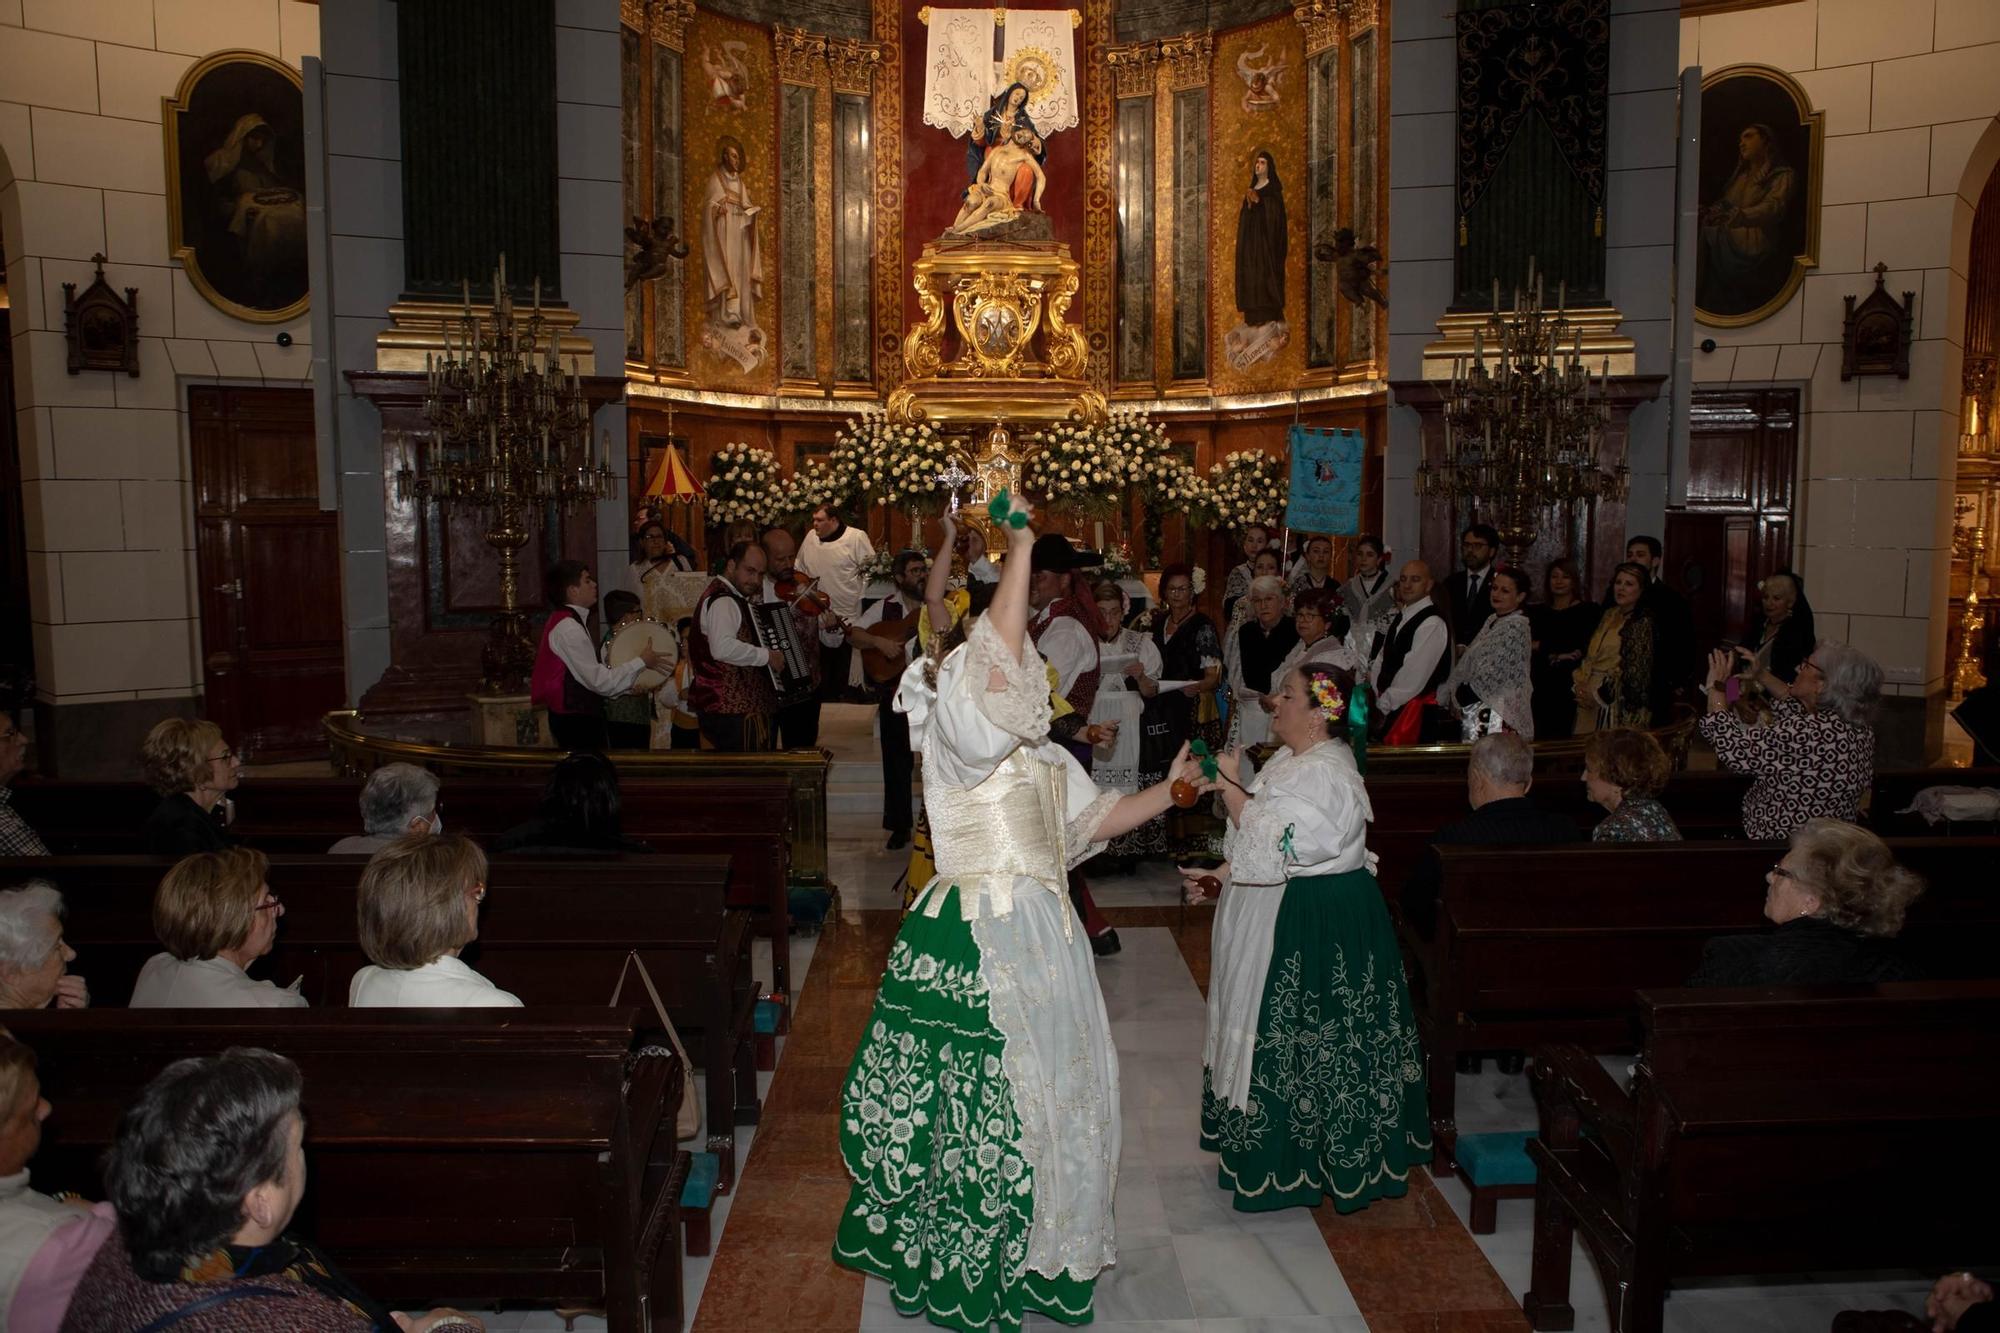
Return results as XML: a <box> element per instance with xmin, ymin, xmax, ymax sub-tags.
<box><xmin>624</xmin><ymin>215</ymin><xmax>690</xmax><ymax>290</ymax></box>
<box><xmin>1314</xmin><ymin>227</ymin><xmax>1388</xmax><ymax>309</ymax></box>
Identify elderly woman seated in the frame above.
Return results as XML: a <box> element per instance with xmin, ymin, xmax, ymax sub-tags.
<box><xmin>138</xmin><ymin>719</ymin><xmax>241</xmax><ymax>855</ymax></box>
<box><xmin>349</xmin><ymin>834</ymin><xmax>521</xmax><ymax>1007</ymax></box>
<box><xmin>0</xmin><ymin>1029</ymin><xmax>114</xmax><ymax>1331</ymax></box>
<box><xmin>1698</xmin><ymin>640</ymin><xmax>1881</xmax><ymax>841</ymax></box>
<box><xmin>61</xmin><ymin>1048</ymin><xmax>483</xmax><ymax>1331</ymax></box>
<box><xmin>1582</xmin><ymin>728</ymin><xmax>1682</xmax><ymax>842</ymax></box>
<box><xmin>129</xmin><ymin>849</ymin><xmax>305</xmax><ymax>1009</ymax></box>
<box><xmin>0</xmin><ymin>885</ymin><xmax>86</xmax><ymax>1010</ymax></box>
<box><xmin>1688</xmin><ymin>818</ymin><xmax>1924</xmax><ymax>987</ymax></box>
<box><xmin>329</xmin><ymin>763</ymin><xmax>442</xmax><ymax>854</ymax></box>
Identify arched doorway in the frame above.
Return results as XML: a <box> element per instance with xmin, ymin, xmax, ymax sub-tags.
<box><xmin>1946</xmin><ymin>117</ymin><xmax>2000</xmax><ymax>698</ymax></box>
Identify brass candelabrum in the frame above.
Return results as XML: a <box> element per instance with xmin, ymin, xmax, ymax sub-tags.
<box><xmin>392</xmin><ymin>255</ymin><xmax>619</xmax><ymax>692</ymax></box>
<box><xmin>1418</xmin><ymin>259</ymin><xmax>1627</xmax><ymax>566</ymax></box>
<box><xmin>1951</xmin><ymin>524</ymin><xmax>1988</xmax><ymax>705</ymax></box>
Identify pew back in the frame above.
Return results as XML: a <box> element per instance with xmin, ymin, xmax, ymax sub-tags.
<box><xmin>4</xmin><ymin>1007</ymin><xmax>687</xmax><ymax>1327</ymax></box>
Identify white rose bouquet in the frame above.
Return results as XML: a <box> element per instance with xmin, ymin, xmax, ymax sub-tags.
<box><xmin>1207</xmin><ymin>449</ymin><xmax>1288</xmax><ymax>532</ymax></box>
<box><xmin>832</xmin><ymin>412</ymin><xmax>958</xmax><ymax>513</ymax></box>
<box><xmin>702</xmin><ymin>441</ymin><xmax>782</xmax><ymax>528</ymax></box>
<box><xmin>1025</xmin><ymin>419</ymin><xmax>1130</xmax><ymax>520</ymax></box>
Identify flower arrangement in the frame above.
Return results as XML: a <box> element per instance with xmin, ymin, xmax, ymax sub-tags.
<box><xmin>1024</xmin><ymin>419</ymin><xmax>1130</xmax><ymax>519</ymax></box>
<box><xmin>1206</xmin><ymin>449</ymin><xmax>1288</xmax><ymax>531</ymax></box>
<box><xmin>861</xmin><ymin>548</ymin><xmax>899</xmax><ymax>584</ymax></box>
<box><xmin>1100</xmin><ymin>545</ymin><xmax>1134</xmax><ymax>580</ymax></box>
<box><xmin>831</xmin><ymin>412</ymin><xmax>958</xmax><ymax>513</ymax></box>
<box><xmin>702</xmin><ymin>442</ymin><xmax>782</xmax><ymax>528</ymax></box>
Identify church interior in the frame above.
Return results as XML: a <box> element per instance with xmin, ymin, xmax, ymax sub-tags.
<box><xmin>3</xmin><ymin>0</ymin><xmax>2000</xmax><ymax>1329</ymax></box>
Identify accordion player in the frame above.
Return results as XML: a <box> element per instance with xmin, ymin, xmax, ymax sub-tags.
<box><xmin>750</xmin><ymin>600</ymin><xmax>818</xmax><ymax>706</ymax></box>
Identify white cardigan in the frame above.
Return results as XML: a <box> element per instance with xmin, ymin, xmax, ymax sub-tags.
<box><xmin>348</xmin><ymin>955</ymin><xmax>523</xmax><ymax>1007</ymax></box>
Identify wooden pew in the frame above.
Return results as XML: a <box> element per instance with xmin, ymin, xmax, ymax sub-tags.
<box><xmin>7</xmin><ymin>777</ymin><xmax>800</xmax><ymax>1009</ymax></box>
<box><xmin>4</xmin><ymin>1007</ymin><xmax>692</xmax><ymax>1333</ymax></box>
<box><xmin>1404</xmin><ymin>837</ymin><xmax>2000</xmax><ymax>1171</ymax></box>
<box><xmin>1523</xmin><ymin>983</ymin><xmax>2000</xmax><ymax>1333</ymax></box>
<box><xmin>5</xmin><ymin>852</ymin><xmax>760</xmax><ymax>1192</ymax></box>
<box><xmin>1360</xmin><ymin>768</ymin><xmax>1753</xmax><ymax>892</ymax></box>
<box><xmin>1867</xmin><ymin>765</ymin><xmax>2000</xmax><ymax>836</ymax></box>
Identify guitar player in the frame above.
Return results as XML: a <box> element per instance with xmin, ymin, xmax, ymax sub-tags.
<box><xmin>845</xmin><ymin>549</ymin><xmax>928</xmax><ymax>850</ymax></box>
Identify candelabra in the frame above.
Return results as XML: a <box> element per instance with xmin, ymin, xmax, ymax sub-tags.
<box><xmin>1951</xmin><ymin>525</ymin><xmax>1989</xmax><ymax>705</ymax></box>
<box><xmin>393</xmin><ymin>255</ymin><xmax>620</xmax><ymax>692</ymax></box>
<box><xmin>1418</xmin><ymin>259</ymin><xmax>1627</xmax><ymax>566</ymax></box>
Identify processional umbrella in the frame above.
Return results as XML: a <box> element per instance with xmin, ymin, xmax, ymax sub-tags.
<box><xmin>642</xmin><ymin>441</ymin><xmax>704</xmax><ymax>504</ymax></box>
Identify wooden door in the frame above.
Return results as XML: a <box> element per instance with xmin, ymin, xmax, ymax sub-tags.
<box><xmin>190</xmin><ymin>386</ymin><xmax>345</xmax><ymax>760</ymax></box>
<box><xmin>1665</xmin><ymin>388</ymin><xmax>1798</xmax><ymax>646</ymax></box>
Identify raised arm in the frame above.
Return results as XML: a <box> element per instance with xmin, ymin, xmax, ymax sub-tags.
<box><xmin>986</xmin><ymin>497</ymin><xmax>1034</xmax><ymax>664</ymax></box>
<box><xmin>926</xmin><ymin>512</ymin><xmax>958</xmax><ymax>633</ymax></box>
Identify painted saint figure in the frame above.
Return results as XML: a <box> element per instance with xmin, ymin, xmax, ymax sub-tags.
<box><xmin>967</xmin><ymin>82</ymin><xmax>1043</xmax><ymax>181</ymax></box>
<box><xmin>1697</xmin><ymin>123</ymin><xmax>1797</xmax><ymax>317</ymax></box>
<box><xmin>203</xmin><ymin>112</ymin><xmax>306</xmax><ymax>308</ymax></box>
<box><xmin>701</xmin><ymin>136</ymin><xmax>766</xmax><ymax>372</ymax></box>
<box><xmin>1225</xmin><ymin>149</ymin><xmax>1290</xmax><ymax>369</ymax></box>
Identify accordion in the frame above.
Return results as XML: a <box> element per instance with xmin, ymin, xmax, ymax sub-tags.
<box><xmin>750</xmin><ymin>601</ymin><xmax>817</xmax><ymax>707</ymax></box>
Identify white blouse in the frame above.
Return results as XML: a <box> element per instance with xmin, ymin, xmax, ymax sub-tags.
<box><xmin>348</xmin><ymin>955</ymin><xmax>523</xmax><ymax>1008</ymax></box>
<box><xmin>129</xmin><ymin>954</ymin><xmax>307</xmax><ymax>1009</ymax></box>
<box><xmin>1223</xmin><ymin>739</ymin><xmax>1374</xmax><ymax>888</ymax></box>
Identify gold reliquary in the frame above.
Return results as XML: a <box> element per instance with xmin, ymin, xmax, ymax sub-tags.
<box><xmin>888</xmin><ymin>239</ymin><xmax>1106</xmax><ymax>427</ymax></box>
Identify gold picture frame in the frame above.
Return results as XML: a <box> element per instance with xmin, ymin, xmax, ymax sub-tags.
<box><xmin>163</xmin><ymin>50</ymin><xmax>309</xmax><ymax>324</ymax></box>
<box><xmin>1695</xmin><ymin>64</ymin><xmax>1823</xmax><ymax>329</ymax></box>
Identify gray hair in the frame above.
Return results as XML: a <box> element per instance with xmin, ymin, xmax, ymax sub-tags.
<box><xmin>1248</xmin><ymin>575</ymin><xmax>1286</xmax><ymax>600</ymax></box>
<box><xmin>1813</xmin><ymin>641</ymin><xmax>1882</xmax><ymax>728</ymax></box>
<box><xmin>1469</xmin><ymin>732</ymin><xmax>1534</xmax><ymax>790</ymax></box>
<box><xmin>0</xmin><ymin>883</ymin><xmax>63</xmax><ymax>970</ymax></box>
<box><xmin>358</xmin><ymin>763</ymin><xmax>441</xmax><ymax>836</ymax></box>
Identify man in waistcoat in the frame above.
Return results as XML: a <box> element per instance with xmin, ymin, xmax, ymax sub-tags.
<box><xmin>1027</xmin><ymin>534</ymin><xmax>1123</xmax><ymax>957</ymax></box>
<box><xmin>688</xmin><ymin>540</ymin><xmax>782</xmax><ymax>752</ymax></box>
<box><xmin>847</xmin><ymin>550</ymin><xmax>929</xmax><ymax>849</ymax></box>
<box><xmin>529</xmin><ymin>561</ymin><xmax>671</xmax><ymax>752</ymax></box>
<box><xmin>1368</xmin><ymin>559</ymin><xmax>1451</xmax><ymax>742</ymax></box>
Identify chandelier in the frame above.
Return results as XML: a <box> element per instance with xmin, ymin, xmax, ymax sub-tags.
<box><xmin>1418</xmin><ymin>259</ymin><xmax>1626</xmax><ymax>562</ymax></box>
<box><xmin>393</xmin><ymin>255</ymin><xmax>619</xmax><ymax>692</ymax></box>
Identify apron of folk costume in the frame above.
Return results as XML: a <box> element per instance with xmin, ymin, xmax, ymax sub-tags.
<box><xmin>835</xmin><ymin>615</ymin><xmax>1121</xmax><ymax>1330</ymax></box>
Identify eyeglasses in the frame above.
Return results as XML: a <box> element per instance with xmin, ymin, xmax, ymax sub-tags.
<box><xmin>254</xmin><ymin>893</ymin><xmax>282</xmax><ymax>912</ymax></box>
<box><xmin>208</xmin><ymin>749</ymin><xmax>237</xmax><ymax>763</ymax></box>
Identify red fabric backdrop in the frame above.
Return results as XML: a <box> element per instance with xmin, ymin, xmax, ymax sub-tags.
<box><xmin>899</xmin><ymin>0</ymin><xmax>1088</xmax><ymax>333</ymax></box>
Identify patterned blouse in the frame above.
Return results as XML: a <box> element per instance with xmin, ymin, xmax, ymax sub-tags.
<box><xmin>1697</xmin><ymin>695</ymin><xmax>1875</xmax><ymax>841</ymax></box>
<box><xmin>1591</xmin><ymin>795</ymin><xmax>1683</xmax><ymax>843</ymax></box>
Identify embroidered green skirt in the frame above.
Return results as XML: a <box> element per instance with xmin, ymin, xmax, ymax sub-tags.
<box><xmin>833</xmin><ymin>886</ymin><xmax>1097</xmax><ymax>1331</ymax></box>
<box><xmin>1199</xmin><ymin>868</ymin><xmax>1433</xmax><ymax>1213</ymax></box>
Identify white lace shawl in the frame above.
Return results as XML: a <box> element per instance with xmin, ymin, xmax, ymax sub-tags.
<box><xmin>1437</xmin><ymin>610</ymin><xmax>1535</xmax><ymax>740</ymax></box>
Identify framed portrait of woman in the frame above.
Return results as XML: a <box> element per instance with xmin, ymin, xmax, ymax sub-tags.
<box><xmin>1696</xmin><ymin>65</ymin><xmax>1823</xmax><ymax>329</ymax></box>
<box><xmin>163</xmin><ymin>51</ymin><xmax>309</xmax><ymax>323</ymax></box>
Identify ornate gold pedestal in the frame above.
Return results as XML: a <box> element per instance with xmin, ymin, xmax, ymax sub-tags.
<box><xmin>888</xmin><ymin>239</ymin><xmax>1106</xmax><ymax>426</ymax></box>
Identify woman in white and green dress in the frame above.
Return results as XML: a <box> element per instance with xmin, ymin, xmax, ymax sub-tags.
<box><xmin>835</xmin><ymin>502</ymin><xmax>1203</xmax><ymax>1331</ymax></box>
<box><xmin>1181</xmin><ymin>658</ymin><xmax>1432</xmax><ymax>1213</ymax></box>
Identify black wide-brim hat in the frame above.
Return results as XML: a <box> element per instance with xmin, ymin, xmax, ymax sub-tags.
<box><xmin>1029</xmin><ymin>533</ymin><xmax>1105</xmax><ymax>574</ymax></box>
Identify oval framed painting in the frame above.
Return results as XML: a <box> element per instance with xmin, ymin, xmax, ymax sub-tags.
<box><xmin>1696</xmin><ymin>65</ymin><xmax>1823</xmax><ymax>329</ymax></box>
<box><xmin>163</xmin><ymin>50</ymin><xmax>309</xmax><ymax>324</ymax></box>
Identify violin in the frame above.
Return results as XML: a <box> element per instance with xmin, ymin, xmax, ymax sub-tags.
<box><xmin>776</xmin><ymin>573</ymin><xmax>831</xmax><ymax>618</ymax></box>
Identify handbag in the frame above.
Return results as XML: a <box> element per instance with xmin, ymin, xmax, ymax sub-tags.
<box><xmin>610</xmin><ymin>950</ymin><xmax>701</xmax><ymax>1142</ymax></box>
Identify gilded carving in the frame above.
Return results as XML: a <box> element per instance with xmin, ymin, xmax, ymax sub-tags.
<box><xmin>649</xmin><ymin>0</ymin><xmax>696</xmax><ymax>51</ymax></box>
<box><xmin>1292</xmin><ymin>0</ymin><xmax>1342</xmax><ymax>56</ymax></box>
<box><xmin>1082</xmin><ymin>0</ymin><xmax>1115</xmax><ymax>396</ymax></box>
<box><xmin>774</xmin><ymin>26</ymin><xmax>828</xmax><ymax>85</ymax></box>
<box><xmin>872</xmin><ymin>0</ymin><xmax>903</xmax><ymax>388</ymax></box>
<box><xmin>1044</xmin><ymin>268</ymin><xmax>1088</xmax><ymax>380</ymax></box>
<box><xmin>828</xmin><ymin>36</ymin><xmax>885</xmax><ymax>94</ymax></box>
<box><xmin>903</xmin><ymin>283</ymin><xmax>947</xmax><ymax>381</ymax></box>
<box><xmin>951</xmin><ymin>275</ymin><xmax>1045</xmax><ymax>378</ymax></box>
<box><xmin>1106</xmin><ymin>41</ymin><xmax>1163</xmax><ymax>100</ymax></box>
<box><xmin>1161</xmin><ymin>31</ymin><xmax>1212</xmax><ymax>89</ymax></box>
<box><xmin>622</xmin><ymin>0</ymin><xmax>646</xmax><ymax>32</ymax></box>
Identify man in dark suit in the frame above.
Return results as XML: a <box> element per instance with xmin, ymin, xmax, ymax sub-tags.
<box><xmin>1625</xmin><ymin>534</ymin><xmax>1697</xmax><ymax>699</ymax></box>
<box><xmin>1400</xmin><ymin>733</ymin><xmax>1581</xmax><ymax>1074</ymax></box>
<box><xmin>1440</xmin><ymin>523</ymin><xmax>1500</xmax><ymax>651</ymax></box>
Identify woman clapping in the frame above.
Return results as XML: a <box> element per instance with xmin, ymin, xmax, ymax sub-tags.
<box><xmin>1180</xmin><ymin>661</ymin><xmax>1431</xmax><ymax>1214</ymax></box>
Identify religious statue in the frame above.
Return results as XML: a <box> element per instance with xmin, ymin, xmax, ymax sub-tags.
<box><xmin>624</xmin><ymin>215</ymin><xmax>690</xmax><ymax>290</ymax></box>
<box><xmin>1224</xmin><ymin>149</ymin><xmax>1289</xmax><ymax>370</ymax></box>
<box><xmin>948</xmin><ymin>127</ymin><xmax>1047</xmax><ymax>236</ymax></box>
<box><xmin>700</xmin><ymin>136</ymin><xmax>766</xmax><ymax>373</ymax></box>
<box><xmin>1314</xmin><ymin>227</ymin><xmax>1388</xmax><ymax>310</ymax></box>
<box><xmin>1235</xmin><ymin>45</ymin><xmax>1287</xmax><ymax>113</ymax></box>
<box><xmin>966</xmin><ymin>82</ymin><xmax>1043</xmax><ymax>180</ymax></box>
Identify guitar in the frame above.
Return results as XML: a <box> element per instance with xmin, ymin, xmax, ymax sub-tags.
<box><xmin>848</xmin><ymin>606</ymin><xmax>925</xmax><ymax>684</ymax></box>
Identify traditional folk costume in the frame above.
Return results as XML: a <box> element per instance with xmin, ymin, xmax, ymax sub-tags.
<box><xmin>688</xmin><ymin>577</ymin><xmax>777</xmax><ymax>751</ymax></box>
<box><xmin>836</xmin><ymin>614</ymin><xmax>1123</xmax><ymax>1329</ymax></box>
<box><xmin>1200</xmin><ymin>689</ymin><xmax>1431</xmax><ymax>1213</ymax></box>
<box><xmin>1437</xmin><ymin>609</ymin><xmax>1535</xmax><ymax>741</ymax></box>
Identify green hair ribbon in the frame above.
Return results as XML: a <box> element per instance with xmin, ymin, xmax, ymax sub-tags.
<box><xmin>986</xmin><ymin>488</ymin><xmax>1029</xmax><ymax>529</ymax></box>
<box><xmin>1346</xmin><ymin>677</ymin><xmax>1370</xmax><ymax>776</ymax></box>
<box><xmin>1189</xmin><ymin>737</ymin><xmax>1219</xmax><ymax>781</ymax></box>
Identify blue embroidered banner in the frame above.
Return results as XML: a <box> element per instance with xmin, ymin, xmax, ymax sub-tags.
<box><xmin>1286</xmin><ymin>426</ymin><xmax>1363</xmax><ymax>535</ymax></box>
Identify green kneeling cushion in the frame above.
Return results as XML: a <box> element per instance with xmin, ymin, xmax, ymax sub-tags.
<box><xmin>1455</xmin><ymin>1131</ymin><xmax>1538</xmax><ymax>1187</ymax></box>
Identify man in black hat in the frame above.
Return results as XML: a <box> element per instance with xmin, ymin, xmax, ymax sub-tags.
<box><xmin>1028</xmin><ymin>533</ymin><xmax>1123</xmax><ymax>956</ymax></box>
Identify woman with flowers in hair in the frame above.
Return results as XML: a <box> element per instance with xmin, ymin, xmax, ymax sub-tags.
<box><xmin>1178</xmin><ymin>659</ymin><xmax>1431</xmax><ymax>1214</ymax></box>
